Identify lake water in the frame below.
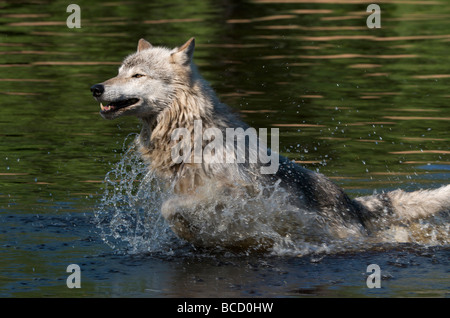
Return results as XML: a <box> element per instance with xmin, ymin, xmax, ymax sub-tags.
<box><xmin>0</xmin><ymin>0</ymin><xmax>449</xmax><ymax>298</ymax></box>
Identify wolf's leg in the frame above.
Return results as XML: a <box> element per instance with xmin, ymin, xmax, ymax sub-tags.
<box><xmin>161</xmin><ymin>197</ymin><xmax>198</xmax><ymax>242</ymax></box>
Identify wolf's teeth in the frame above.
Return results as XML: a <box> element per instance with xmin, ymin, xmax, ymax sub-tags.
<box><xmin>100</xmin><ymin>103</ymin><xmax>116</xmax><ymax>112</ymax></box>
<box><xmin>100</xmin><ymin>103</ymin><xmax>112</xmax><ymax>111</ymax></box>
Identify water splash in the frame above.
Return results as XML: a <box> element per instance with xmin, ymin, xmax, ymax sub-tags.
<box><xmin>94</xmin><ymin>134</ymin><xmax>180</xmax><ymax>254</ymax></box>
<box><xmin>93</xmin><ymin>135</ymin><xmax>333</xmax><ymax>256</ymax></box>
<box><xmin>95</xmin><ymin>135</ymin><xmax>449</xmax><ymax>256</ymax></box>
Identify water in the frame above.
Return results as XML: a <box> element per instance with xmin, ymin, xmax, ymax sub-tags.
<box><xmin>1</xmin><ymin>0</ymin><xmax>449</xmax><ymax>297</ymax></box>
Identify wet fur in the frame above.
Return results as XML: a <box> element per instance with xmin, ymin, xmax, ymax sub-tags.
<box><xmin>92</xmin><ymin>38</ymin><xmax>450</xmax><ymax>250</ymax></box>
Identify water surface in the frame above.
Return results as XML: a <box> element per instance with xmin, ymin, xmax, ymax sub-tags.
<box><xmin>0</xmin><ymin>0</ymin><xmax>449</xmax><ymax>297</ymax></box>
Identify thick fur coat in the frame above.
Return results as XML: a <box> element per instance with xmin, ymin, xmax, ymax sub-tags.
<box><xmin>91</xmin><ymin>38</ymin><xmax>450</xmax><ymax>250</ymax></box>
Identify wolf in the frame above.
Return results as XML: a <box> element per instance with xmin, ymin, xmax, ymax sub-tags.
<box><xmin>91</xmin><ymin>38</ymin><xmax>449</xmax><ymax>251</ymax></box>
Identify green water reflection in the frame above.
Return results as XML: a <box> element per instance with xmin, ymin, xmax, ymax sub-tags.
<box><xmin>0</xmin><ymin>0</ymin><xmax>448</xmax><ymax>297</ymax></box>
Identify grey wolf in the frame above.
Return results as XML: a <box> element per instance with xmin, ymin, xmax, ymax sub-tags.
<box><xmin>91</xmin><ymin>38</ymin><xmax>449</xmax><ymax>251</ymax></box>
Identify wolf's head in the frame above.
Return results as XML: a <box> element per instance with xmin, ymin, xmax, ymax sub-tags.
<box><xmin>91</xmin><ymin>38</ymin><xmax>195</xmax><ymax>120</ymax></box>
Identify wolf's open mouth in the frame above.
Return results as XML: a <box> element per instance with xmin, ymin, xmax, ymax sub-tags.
<box><xmin>100</xmin><ymin>98</ymin><xmax>139</xmax><ymax>113</ymax></box>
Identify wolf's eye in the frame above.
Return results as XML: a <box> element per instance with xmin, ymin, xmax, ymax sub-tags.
<box><xmin>132</xmin><ymin>74</ymin><xmax>145</xmax><ymax>78</ymax></box>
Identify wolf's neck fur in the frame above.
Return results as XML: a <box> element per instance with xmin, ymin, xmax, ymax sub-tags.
<box><xmin>137</xmin><ymin>73</ymin><xmax>230</xmax><ymax>180</ymax></box>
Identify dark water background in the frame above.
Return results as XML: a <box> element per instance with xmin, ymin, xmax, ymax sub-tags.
<box><xmin>0</xmin><ymin>0</ymin><xmax>449</xmax><ymax>297</ymax></box>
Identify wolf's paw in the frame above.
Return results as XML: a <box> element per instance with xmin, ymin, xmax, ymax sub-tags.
<box><xmin>161</xmin><ymin>198</ymin><xmax>198</xmax><ymax>242</ymax></box>
<box><xmin>161</xmin><ymin>198</ymin><xmax>179</xmax><ymax>220</ymax></box>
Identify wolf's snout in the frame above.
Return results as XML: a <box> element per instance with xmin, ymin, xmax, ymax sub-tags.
<box><xmin>90</xmin><ymin>84</ymin><xmax>104</xmax><ymax>98</ymax></box>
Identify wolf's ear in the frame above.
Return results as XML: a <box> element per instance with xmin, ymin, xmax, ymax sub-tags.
<box><xmin>170</xmin><ymin>37</ymin><xmax>195</xmax><ymax>65</ymax></box>
<box><xmin>137</xmin><ymin>38</ymin><xmax>152</xmax><ymax>52</ymax></box>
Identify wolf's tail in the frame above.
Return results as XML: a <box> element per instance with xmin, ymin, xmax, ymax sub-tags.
<box><xmin>354</xmin><ymin>184</ymin><xmax>450</xmax><ymax>223</ymax></box>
